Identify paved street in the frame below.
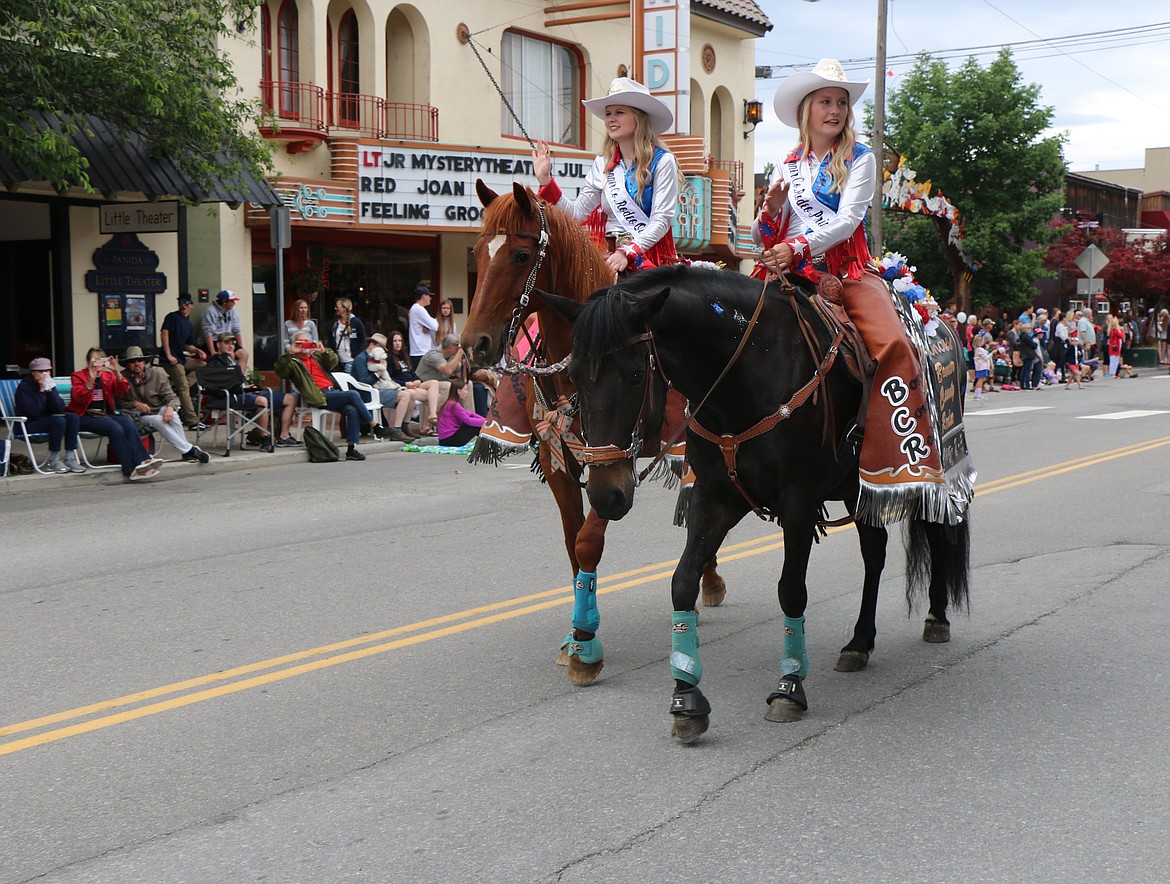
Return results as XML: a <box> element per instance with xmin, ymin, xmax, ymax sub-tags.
<box><xmin>3</xmin><ymin>373</ymin><xmax>1170</xmax><ymax>882</ymax></box>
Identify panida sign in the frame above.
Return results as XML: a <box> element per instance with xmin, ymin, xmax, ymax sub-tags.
<box><xmin>357</xmin><ymin>145</ymin><xmax>591</xmax><ymax>229</ymax></box>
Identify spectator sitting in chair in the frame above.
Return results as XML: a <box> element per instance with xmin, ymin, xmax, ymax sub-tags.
<box><xmin>117</xmin><ymin>346</ymin><xmax>209</xmax><ymax>464</ymax></box>
<box><xmin>351</xmin><ymin>333</ymin><xmax>417</xmax><ymax>441</ymax></box>
<box><xmin>14</xmin><ymin>356</ymin><xmax>86</xmax><ymax>473</ymax></box>
<box><xmin>68</xmin><ymin>347</ymin><xmax>164</xmax><ymax>481</ymax></box>
<box><xmin>275</xmin><ymin>331</ymin><xmax>379</xmax><ymax>461</ymax></box>
<box><xmin>204</xmin><ymin>333</ymin><xmax>291</xmax><ymax>451</ymax></box>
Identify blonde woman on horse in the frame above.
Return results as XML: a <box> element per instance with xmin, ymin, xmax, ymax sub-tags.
<box><xmin>753</xmin><ymin>58</ymin><xmax>948</xmax><ymax>526</ymax></box>
<box><xmin>533</xmin><ymin>77</ymin><xmax>681</xmax><ymax>275</ymax></box>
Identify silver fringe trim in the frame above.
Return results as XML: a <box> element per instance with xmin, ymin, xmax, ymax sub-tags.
<box><xmin>855</xmin><ymin>454</ymin><xmax>977</xmax><ymax>527</ymax></box>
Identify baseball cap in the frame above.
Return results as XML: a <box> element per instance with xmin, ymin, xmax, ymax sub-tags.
<box><xmin>216</xmin><ymin>289</ymin><xmax>240</xmax><ymax>303</ymax></box>
<box><xmin>217</xmin><ymin>332</ymin><xmax>238</xmax><ymax>343</ymax></box>
<box><xmin>178</xmin><ymin>293</ymin><xmax>194</xmax><ymax>305</ymax></box>
<box><xmin>29</xmin><ymin>357</ymin><xmax>52</xmax><ymax>371</ymax></box>
<box><xmin>413</xmin><ymin>284</ymin><xmax>432</xmax><ymax>299</ymax></box>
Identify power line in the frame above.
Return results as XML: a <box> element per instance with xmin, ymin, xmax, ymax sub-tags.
<box><xmin>755</xmin><ymin>20</ymin><xmax>1170</xmax><ymax>78</ymax></box>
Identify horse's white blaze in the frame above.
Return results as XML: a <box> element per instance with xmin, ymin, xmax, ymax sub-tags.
<box><xmin>487</xmin><ymin>235</ymin><xmax>507</xmax><ymax>261</ymax></box>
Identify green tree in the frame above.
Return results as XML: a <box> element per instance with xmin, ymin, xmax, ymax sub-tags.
<box><xmin>882</xmin><ymin>50</ymin><xmax>1066</xmax><ymax>311</ymax></box>
<box><xmin>0</xmin><ymin>0</ymin><xmax>271</xmax><ymax>195</ymax></box>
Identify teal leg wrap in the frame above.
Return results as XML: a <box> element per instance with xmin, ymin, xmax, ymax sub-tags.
<box><xmin>571</xmin><ymin>570</ymin><xmax>600</xmax><ymax>633</ymax></box>
<box><xmin>780</xmin><ymin>615</ymin><xmax>809</xmax><ymax>679</ymax></box>
<box><xmin>563</xmin><ymin>634</ymin><xmax>604</xmax><ymax>665</ymax></box>
<box><xmin>670</xmin><ymin>610</ymin><xmax>702</xmax><ymax>686</ymax></box>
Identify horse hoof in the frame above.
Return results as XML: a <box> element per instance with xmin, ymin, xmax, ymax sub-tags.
<box><xmin>554</xmin><ymin>647</ymin><xmax>570</xmax><ymax>666</ymax></box>
<box><xmin>834</xmin><ymin>650</ymin><xmax>870</xmax><ymax>672</ymax></box>
<box><xmin>671</xmin><ymin>715</ymin><xmax>709</xmax><ymax>743</ymax></box>
<box><xmin>700</xmin><ymin>578</ymin><xmax>727</xmax><ymax>608</ymax></box>
<box><xmin>567</xmin><ymin>657</ymin><xmax>604</xmax><ymax>685</ymax></box>
<box><xmin>923</xmin><ymin>619</ymin><xmax>951</xmax><ymax>643</ymax></box>
<box><xmin>765</xmin><ymin>698</ymin><xmax>805</xmax><ymax>723</ymax></box>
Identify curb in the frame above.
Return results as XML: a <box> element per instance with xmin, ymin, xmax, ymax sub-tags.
<box><xmin>0</xmin><ymin>438</ymin><xmax>406</xmax><ymax>496</ymax></box>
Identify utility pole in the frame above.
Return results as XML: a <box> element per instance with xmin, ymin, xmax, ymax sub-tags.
<box><xmin>871</xmin><ymin>0</ymin><xmax>887</xmax><ymax>257</ymax></box>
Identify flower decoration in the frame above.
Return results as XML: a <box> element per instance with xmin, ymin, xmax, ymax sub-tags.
<box><xmin>871</xmin><ymin>252</ymin><xmax>941</xmax><ymax>337</ymax></box>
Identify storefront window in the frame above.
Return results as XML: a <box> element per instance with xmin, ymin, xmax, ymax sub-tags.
<box><xmin>315</xmin><ymin>243</ymin><xmax>433</xmax><ymax>341</ymax></box>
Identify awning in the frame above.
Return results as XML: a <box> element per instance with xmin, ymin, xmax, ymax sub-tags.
<box><xmin>0</xmin><ymin>113</ymin><xmax>281</xmax><ymax>208</ymax></box>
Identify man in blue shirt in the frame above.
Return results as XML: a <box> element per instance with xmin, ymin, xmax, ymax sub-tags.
<box><xmin>160</xmin><ymin>293</ymin><xmax>208</xmax><ymax>430</ymax></box>
<box><xmin>201</xmin><ymin>289</ymin><xmax>249</xmax><ymax>373</ymax></box>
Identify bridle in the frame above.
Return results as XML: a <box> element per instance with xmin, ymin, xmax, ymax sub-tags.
<box><xmin>574</xmin><ymin>331</ymin><xmax>670</xmax><ymax>481</ymax></box>
<box><xmin>498</xmin><ymin>199</ymin><xmax>552</xmax><ymax>376</ymax></box>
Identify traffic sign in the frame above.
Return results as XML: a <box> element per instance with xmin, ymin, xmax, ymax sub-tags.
<box><xmin>1074</xmin><ymin>244</ymin><xmax>1109</xmax><ymax>278</ymax></box>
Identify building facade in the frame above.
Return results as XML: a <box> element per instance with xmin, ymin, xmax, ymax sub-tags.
<box><xmin>222</xmin><ymin>0</ymin><xmax>772</xmax><ymax>372</ymax></box>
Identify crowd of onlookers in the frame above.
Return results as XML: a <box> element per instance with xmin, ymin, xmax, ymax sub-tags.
<box><xmin>949</xmin><ymin>305</ymin><xmax>1169</xmax><ymax>398</ymax></box>
<box><xmin>8</xmin><ymin>285</ymin><xmax>497</xmax><ymax>480</ymax></box>
<box><xmin>10</xmin><ymin>289</ymin><xmax>1169</xmax><ymax>481</ymax></box>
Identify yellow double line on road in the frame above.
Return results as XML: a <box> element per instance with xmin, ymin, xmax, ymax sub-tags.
<box><xmin>4</xmin><ymin>435</ymin><xmax>1169</xmax><ymax>756</ymax></box>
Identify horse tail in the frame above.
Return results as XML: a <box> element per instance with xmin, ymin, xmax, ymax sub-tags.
<box><xmin>904</xmin><ymin>516</ymin><xmax>970</xmax><ymax>612</ymax></box>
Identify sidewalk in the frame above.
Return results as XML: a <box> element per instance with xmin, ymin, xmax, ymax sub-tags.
<box><xmin>1</xmin><ymin>434</ymin><xmax>408</xmax><ymax>497</ymax></box>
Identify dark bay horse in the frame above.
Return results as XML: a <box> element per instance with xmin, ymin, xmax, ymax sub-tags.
<box><xmin>538</xmin><ymin>265</ymin><xmax>972</xmax><ymax>741</ymax></box>
<box><xmin>460</xmin><ymin>182</ymin><xmax>727</xmax><ymax>685</ymax></box>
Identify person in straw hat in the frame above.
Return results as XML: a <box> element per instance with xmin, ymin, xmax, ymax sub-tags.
<box><xmin>533</xmin><ymin>77</ymin><xmax>682</xmax><ymax>276</ymax></box>
<box><xmin>753</xmin><ymin>58</ymin><xmax>947</xmax><ymax>526</ymax></box>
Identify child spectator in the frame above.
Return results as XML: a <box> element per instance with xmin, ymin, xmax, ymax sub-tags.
<box><xmin>972</xmin><ymin>333</ymin><xmax>991</xmax><ymax>400</ymax></box>
<box><xmin>436</xmin><ymin>378</ymin><xmax>485</xmax><ymax>447</ymax></box>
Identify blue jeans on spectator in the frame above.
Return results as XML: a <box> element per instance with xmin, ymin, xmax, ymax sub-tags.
<box><xmin>472</xmin><ymin>382</ymin><xmax>489</xmax><ymax>417</ymax></box>
<box><xmin>1020</xmin><ymin>356</ymin><xmax>1037</xmax><ymax>390</ymax></box>
<box><xmin>25</xmin><ymin>412</ymin><xmax>80</xmax><ymax>452</ymax></box>
<box><xmin>79</xmin><ymin>413</ymin><xmax>150</xmax><ymax>476</ymax></box>
<box><xmin>323</xmin><ymin>390</ymin><xmax>372</xmax><ymax>444</ymax></box>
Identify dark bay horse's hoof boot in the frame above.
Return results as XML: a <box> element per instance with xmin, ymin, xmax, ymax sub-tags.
<box><xmin>923</xmin><ymin>618</ymin><xmax>951</xmax><ymax>643</ymax></box>
<box><xmin>835</xmin><ymin>649</ymin><xmax>870</xmax><ymax>672</ymax></box>
<box><xmin>670</xmin><ymin>686</ymin><xmax>711</xmax><ymax>743</ymax></box>
<box><xmin>765</xmin><ymin>675</ymin><xmax>808</xmax><ymax>722</ymax></box>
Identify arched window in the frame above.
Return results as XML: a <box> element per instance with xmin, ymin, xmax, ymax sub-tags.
<box><xmin>278</xmin><ymin>0</ymin><xmax>300</xmax><ymax>117</ymax></box>
<box><xmin>500</xmin><ymin>30</ymin><xmax>581</xmax><ymax>147</ymax></box>
<box><xmin>338</xmin><ymin>10</ymin><xmax>360</xmax><ymax>126</ymax></box>
<box><xmin>260</xmin><ymin>5</ymin><xmax>272</xmax><ymax>110</ymax></box>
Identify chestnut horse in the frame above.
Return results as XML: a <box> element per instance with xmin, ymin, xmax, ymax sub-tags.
<box><xmin>461</xmin><ymin>181</ymin><xmax>726</xmax><ymax>685</ymax></box>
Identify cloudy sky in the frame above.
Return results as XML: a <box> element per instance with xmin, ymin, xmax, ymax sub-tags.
<box><xmin>750</xmin><ymin>0</ymin><xmax>1170</xmax><ymax>175</ymax></box>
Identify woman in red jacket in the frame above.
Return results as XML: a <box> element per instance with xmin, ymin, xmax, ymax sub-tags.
<box><xmin>69</xmin><ymin>347</ymin><xmax>164</xmax><ymax>480</ymax></box>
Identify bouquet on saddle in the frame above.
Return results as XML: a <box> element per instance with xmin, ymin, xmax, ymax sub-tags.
<box><xmin>872</xmin><ymin>252</ymin><xmax>942</xmax><ymax>338</ymax></box>
<box><xmin>366</xmin><ymin>347</ymin><xmax>401</xmax><ymax>392</ymax></box>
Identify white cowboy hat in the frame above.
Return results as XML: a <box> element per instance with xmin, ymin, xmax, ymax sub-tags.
<box><xmin>771</xmin><ymin>58</ymin><xmax>869</xmax><ymax>128</ymax></box>
<box><xmin>582</xmin><ymin>78</ymin><xmax>673</xmax><ymax>135</ymax></box>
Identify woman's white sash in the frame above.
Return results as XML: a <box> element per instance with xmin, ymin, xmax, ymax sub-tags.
<box><xmin>604</xmin><ymin>165</ymin><xmax>652</xmax><ymax>237</ymax></box>
<box><xmin>782</xmin><ymin>155</ymin><xmax>839</xmax><ymax>243</ymax></box>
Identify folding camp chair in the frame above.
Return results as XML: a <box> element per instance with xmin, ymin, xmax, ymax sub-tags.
<box><xmin>193</xmin><ymin>362</ymin><xmax>273</xmax><ymax>457</ymax></box>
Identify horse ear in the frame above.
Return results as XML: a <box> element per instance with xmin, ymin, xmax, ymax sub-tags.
<box><xmin>530</xmin><ymin>288</ymin><xmax>583</xmax><ymax>324</ymax></box>
<box><xmin>513</xmin><ymin>181</ymin><xmax>534</xmax><ymax>217</ymax></box>
<box><xmin>630</xmin><ymin>287</ymin><xmax>671</xmax><ymax>325</ymax></box>
<box><xmin>476</xmin><ymin>179</ymin><xmax>498</xmax><ymax>207</ymax></box>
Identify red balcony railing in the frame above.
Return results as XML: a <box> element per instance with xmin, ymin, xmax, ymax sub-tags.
<box><xmin>706</xmin><ymin>156</ymin><xmax>745</xmax><ymax>199</ymax></box>
<box><xmin>261</xmin><ymin>81</ymin><xmax>438</xmax><ymax>142</ymax></box>
<box><xmin>260</xmin><ymin>80</ymin><xmax>328</xmax><ymax>131</ymax></box>
<box><xmin>385</xmin><ymin>101</ymin><xmax>439</xmax><ymax>142</ymax></box>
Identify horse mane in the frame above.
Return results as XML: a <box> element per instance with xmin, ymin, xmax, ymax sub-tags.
<box><xmin>572</xmin><ymin>287</ymin><xmax>646</xmax><ymax>363</ymax></box>
<box><xmin>480</xmin><ymin>188</ymin><xmax>609</xmax><ymax>301</ymax></box>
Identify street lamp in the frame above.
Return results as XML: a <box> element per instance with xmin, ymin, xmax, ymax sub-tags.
<box><xmin>743</xmin><ymin>99</ymin><xmax>764</xmax><ymax>139</ymax></box>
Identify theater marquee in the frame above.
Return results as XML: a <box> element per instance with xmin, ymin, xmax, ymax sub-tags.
<box><xmin>356</xmin><ymin>144</ymin><xmax>591</xmax><ymax>230</ymax></box>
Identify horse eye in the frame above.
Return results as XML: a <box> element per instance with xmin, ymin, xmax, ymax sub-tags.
<box><xmin>628</xmin><ymin>370</ymin><xmax>645</xmax><ymax>387</ymax></box>
<box><xmin>514</xmin><ymin>250</ymin><xmax>531</xmax><ymax>265</ymax></box>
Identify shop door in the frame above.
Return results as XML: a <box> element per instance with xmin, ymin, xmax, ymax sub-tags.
<box><xmin>0</xmin><ymin>241</ymin><xmax>53</xmax><ymax>377</ymax></box>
